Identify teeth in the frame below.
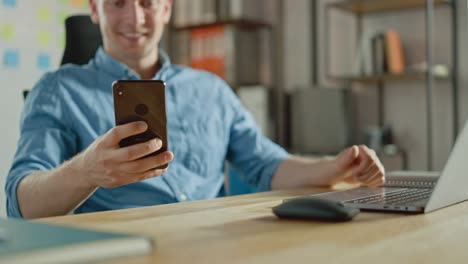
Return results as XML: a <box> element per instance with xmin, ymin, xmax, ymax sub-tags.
<box><xmin>123</xmin><ymin>33</ymin><xmax>144</xmax><ymax>38</ymax></box>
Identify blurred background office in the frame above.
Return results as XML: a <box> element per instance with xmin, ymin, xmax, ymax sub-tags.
<box><xmin>1</xmin><ymin>0</ymin><xmax>468</xmax><ymax>217</ymax></box>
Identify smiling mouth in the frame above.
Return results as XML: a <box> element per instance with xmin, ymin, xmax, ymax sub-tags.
<box><xmin>120</xmin><ymin>32</ymin><xmax>148</xmax><ymax>40</ymax></box>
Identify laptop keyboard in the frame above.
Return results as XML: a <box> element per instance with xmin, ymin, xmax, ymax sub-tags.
<box><xmin>345</xmin><ymin>188</ymin><xmax>433</xmax><ymax>205</ymax></box>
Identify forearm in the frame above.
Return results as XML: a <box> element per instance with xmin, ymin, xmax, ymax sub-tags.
<box><xmin>17</xmin><ymin>154</ymin><xmax>98</xmax><ymax>219</ymax></box>
<box><xmin>271</xmin><ymin>155</ymin><xmax>343</xmax><ymax>190</ymax></box>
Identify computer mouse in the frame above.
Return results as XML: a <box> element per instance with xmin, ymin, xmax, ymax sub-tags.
<box><xmin>272</xmin><ymin>196</ymin><xmax>360</xmax><ymax>222</ymax></box>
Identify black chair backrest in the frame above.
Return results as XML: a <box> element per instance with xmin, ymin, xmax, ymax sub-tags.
<box><xmin>61</xmin><ymin>15</ymin><xmax>102</xmax><ymax>65</ymax></box>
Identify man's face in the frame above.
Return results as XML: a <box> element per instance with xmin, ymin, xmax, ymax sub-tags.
<box><xmin>89</xmin><ymin>0</ymin><xmax>172</xmax><ymax>62</ymax></box>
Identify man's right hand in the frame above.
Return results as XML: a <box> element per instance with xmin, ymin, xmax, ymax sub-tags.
<box><xmin>75</xmin><ymin>121</ymin><xmax>174</xmax><ymax>189</ymax></box>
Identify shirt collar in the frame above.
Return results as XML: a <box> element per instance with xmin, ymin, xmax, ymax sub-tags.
<box><xmin>93</xmin><ymin>46</ymin><xmax>172</xmax><ymax>80</ymax></box>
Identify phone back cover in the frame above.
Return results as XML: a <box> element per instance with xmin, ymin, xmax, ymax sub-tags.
<box><xmin>113</xmin><ymin>80</ymin><xmax>168</xmax><ymax>163</ymax></box>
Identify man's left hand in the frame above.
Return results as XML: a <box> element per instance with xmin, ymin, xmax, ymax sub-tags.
<box><xmin>333</xmin><ymin>145</ymin><xmax>385</xmax><ymax>187</ymax></box>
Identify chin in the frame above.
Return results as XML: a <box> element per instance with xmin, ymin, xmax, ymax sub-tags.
<box><xmin>122</xmin><ymin>42</ymin><xmax>158</xmax><ymax>54</ymax></box>
<box><xmin>127</xmin><ymin>48</ymin><xmax>157</xmax><ymax>60</ymax></box>
<box><xmin>120</xmin><ymin>49</ymin><xmax>145</xmax><ymax>58</ymax></box>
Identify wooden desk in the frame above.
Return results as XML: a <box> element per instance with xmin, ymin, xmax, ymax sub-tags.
<box><xmin>39</xmin><ymin>188</ymin><xmax>468</xmax><ymax>264</ymax></box>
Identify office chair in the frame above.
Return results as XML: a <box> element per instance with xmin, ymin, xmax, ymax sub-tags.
<box><xmin>61</xmin><ymin>15</ymin><xmax>102</xmax><ymax>65</ymax></box>
<box><xmin>23</xmin><ymin>15</ymin><xmax>102</xmax><ymax>100</ymax></box>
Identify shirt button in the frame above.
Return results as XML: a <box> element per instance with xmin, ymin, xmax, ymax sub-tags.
<box><xmin>179</xmin><ymin>194</ymin><xmax>187</xmax><ymax>201</ymax></box>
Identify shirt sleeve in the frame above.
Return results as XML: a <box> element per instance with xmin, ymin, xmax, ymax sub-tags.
<box><xmin>224</xmin><ymin>84</ymin><xmax>289</xmax><ymax>192</ymax></box>
<box><xmin>5</xmin><ymin>73</ymin><xmax>78</xmax><ymax>218</ymax></box>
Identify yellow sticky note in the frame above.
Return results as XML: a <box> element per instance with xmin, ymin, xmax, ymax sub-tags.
<box><xmin>57</xmin><ymin>0</ymin><xmax>69</xmax><ymax>5</ymax></box>
<box><xmin>37</xmin><ymin>30</ymin><xmax>51</xmax><ymax>48</ymax></box>
<box><xmin>37</xmin><ymin>7</ymin><xmax>52</xmax><ymax>23</ymax></box>
<box><xmin>0</xmin><ymin>24</ymin><xmax>16</xmax><ymax>41</ymax></box>
<box><xmin>70</xmin><ymin>0</ymin><xmax>86</xmax><ymax>8</ymax></box>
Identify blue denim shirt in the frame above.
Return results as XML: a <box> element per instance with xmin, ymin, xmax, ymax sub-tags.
<box><xmin>5</xmin><ymin>48</ymin><xmax>288</xmax><ymax>218</ymax></box>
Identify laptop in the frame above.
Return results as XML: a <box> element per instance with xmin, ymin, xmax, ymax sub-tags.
<box><xmin>301</xmin><ymin>121</ymin><xmax>468</xmax><ymax>214</ymax></box>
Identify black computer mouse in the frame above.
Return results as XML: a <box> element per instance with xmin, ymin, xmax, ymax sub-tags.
<box><xmin>272</xmin><ymin>196</ymin><xmax>360</xmax><ymax>222</ymax></box>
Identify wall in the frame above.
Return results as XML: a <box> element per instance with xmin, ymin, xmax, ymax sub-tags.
<box><xmin>0</xmin><ymin>0</ymin><xmax>89</xmax><ymax>217</ymax></box>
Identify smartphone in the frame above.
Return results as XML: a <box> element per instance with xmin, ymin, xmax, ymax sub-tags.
<box><xmin>112</xmin><ymin>80</ymin><xmax>168</xmax><ymax>169</ymax></box>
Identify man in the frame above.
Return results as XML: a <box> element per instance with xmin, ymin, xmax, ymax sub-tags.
<box><xmin>5</xmin><ymin>0</ymin><xmax>384</xmax><ymax>219</ymax></box>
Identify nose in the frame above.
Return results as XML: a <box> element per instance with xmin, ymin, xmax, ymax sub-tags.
<box><xmin>125</xmin><ymin>1</ymin><xmax>146</xmax><ymax>27</ymax></box>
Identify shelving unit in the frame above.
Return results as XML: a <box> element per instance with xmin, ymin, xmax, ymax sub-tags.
<box><xmin>329</xmin><ymin>0</ymin><xmax>448</xmax><ymax>14</ymax></box>
<box><xmin>171</xmin><ymin>19</ymin><xmax>273</xmax><ymax>31</ymax></box>
<box><xmin>325</xmin><ymin>0</ymin><xmax>460</xmax><ymax>170</ymax></box>
<box><xmin>329</xmin><ymin>72</ymin><xmax>450</xmax><ymax>84</ymax></box>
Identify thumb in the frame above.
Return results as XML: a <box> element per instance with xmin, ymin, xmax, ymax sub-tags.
<box><xmin>336</xmin><ymin>145</ymin><xmax>359</xmax><ymax>172</ymax></box>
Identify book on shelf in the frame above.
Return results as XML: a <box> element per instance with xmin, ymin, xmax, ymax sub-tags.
<box><xmin>0</xmin><ymin>218</ymin><xmax>153</xmax><ymax>264</ymax></box>
<box><xmin>171</xmin><ymin>29</ymin><xmax>191</xmax><ymax>66</ymax></box>
<box><xmin>258</xmin><ymin>29</ymin><xmax>273</xmax><ymax>87</ymax></box>
<box><xmin>384</xmin><ymin>30</ymin><xmax>405</xmax><ymax>75</ymax></box>
<box><xmin>173</xmin><ymin>0</ymin><xmax>217</xmax><ymax>27</ymax></box>
<box><xmin>371</xmin><ymin>33</ymin><xmax>386</xmax><ymax>75</ymax></box>
<box><xmin>173</xmin><ymin>24</ymin><xmax>271</xmax><ymax>86</ymax></box>
<box><xmin>352</xmin><ymin>30</ymin><xmax>373</xmax><ymax>77</ymax></box>
<box><xmin>173</xmin><ymin>0</ymin><xmax>276</xmax><ymax>27</ymax></box>
<box><xmin>218</xmin><ymin>0</ymin><xmax>275</xmax><ymax>23</ymax></box>
<box><xmin>353</xmin><ymin>29</ymin><xmax>406</xmax><ymax>77</ymax></box>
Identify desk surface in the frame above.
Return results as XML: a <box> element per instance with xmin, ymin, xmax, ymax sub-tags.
<box><xmin>39</xmin><ymin>188</ymin><xmax>468</xmax><ymax>264</ymax></box>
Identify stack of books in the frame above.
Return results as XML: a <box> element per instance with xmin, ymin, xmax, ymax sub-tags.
<box><xmin>355</xmin><ymin>29</ymin><xmax>406</xmax><ymax>76</ymax></box>
<box><xmin>173</xmin><ymin>0</ymin><xmax>275</xmax><ymax>27</ymax></box>
<box><xmin>170</xmin><ymin>0</ymin><xmax>274</xmax><ymax>87</ymax></box>
<box><xmin>187</xmin><ymin>25</ymin><xmax>270</xmax><ymax>86</ymax></box>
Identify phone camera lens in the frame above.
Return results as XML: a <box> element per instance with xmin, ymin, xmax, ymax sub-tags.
<box><xmin>118</xmin><ymin>91</ymin><xmax>123</xmax><ymax>96</ymax></box>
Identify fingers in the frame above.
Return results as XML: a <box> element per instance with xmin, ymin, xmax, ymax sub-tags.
<box><xmin>100</xmin><ymin>167</ymin><xmax>169</xmax><ymax>189</ymax></box>
<box><xmin>352</xmin><ymin>145</ymin><xmax>385</xmax><ymax>187</ymax></box>
<box><xmin>102</xmin><ymin>121</ymin><xmax>148</xmax><ymax>147</ymax></box>
<box><xmin>354</xmin><ymin>145</ymin><xmax>375</xmax><ymax>175</ymax></box>
<box><xmin>110</xmin><ymin>138</ymin><xmax>163</xmax><ymax>162</ymax></box>
<box><xmin>362</xmin><ymin>169</ymin><xmax>386</xmax><ymax>187</ymax></box>
<box><xmin>84</xmin><ymin>122</ymin><xmax>173</xmax><ymax>189</ymax></box>
<box><xmin>354</xmin><ymin>163</ymin><xmax>379</xmax><ymax>181</ymax></box>
<box><xmin>95</xmin><ymin>151</ymin><xmax>173</xmax><ymax>189</ymax></box>
<box><xmin>117</xmin><ymin>151</ymin><xmax>174</xmax><ymax>173</ymax></box>
<box><xmin>357</xmin><ymin>166</ymin><xmax>380</xmax><ymax>183</ymax></box>
<box><xmin>336</xmin><ymin>146</ymin><xmax>359</xmax><ymax>171</ymax></box>
<box><xmin>368</xmin><ymin>173</ymin><xmax>385</xmax><ymax>187</ymax></box>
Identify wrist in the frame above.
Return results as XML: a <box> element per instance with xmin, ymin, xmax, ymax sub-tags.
<box><xmin>65</xmin><ymin>153</ymin><xmax>98</xmax><ymax>191</ymax></box>
<box><xmin>295</xmin><ymin>156</ymin><xmax>339</xmax><ymax>187</ymax></box>
<box><xmin>317</xmin><ymin>158</ymin><xmax>341</xmax><ymax>186</ymax></box>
